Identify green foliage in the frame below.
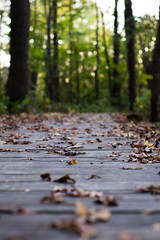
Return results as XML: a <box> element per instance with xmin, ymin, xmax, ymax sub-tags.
<box><xmin>135</xmin><ymin>89</ymin><xmax>151</xmax><ymax>120</ymax></box>
<box><xmin>0</xmin><ymin>96</ymin><xmax>8</xmax><ymax>115</ymax></box>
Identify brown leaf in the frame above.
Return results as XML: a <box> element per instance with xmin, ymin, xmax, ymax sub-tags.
<box><xmin>87</xmin><ymin>174</ymin><xmax>101</xmax><ymax>180</ymax></box>
<box><xmin>40</xmin><ymin>195</ymin><xmax>65</xmax><ymax>204</ymax></box>
<box><xmin>52</xmin><ymin>186</ymin><xmax>103</xmax><ymax>198</ymax></box>
<box><xmin>75</xmin><ymin>201</ymin><xmax>88</xmax><ymax>217</ymax></box>
<box><xmin>66</xmin><ymin>158</ymin><xmax>77</xmax><ymax>165</ymax></box>
<box><xmin>96</xmin><ymin>138</ymin><xmax>102</xmax><ymax>142</ymax></box>
<box><xmin>48</xmin><ymin>218</ymin><xmax>98</xmax><ymax>239</ymax></box>
<box><xmin>95</xmin><ymin>195</ymin><xmax>118</xmax><ymax>206</ymax></box>
<box><xmin>121</xmin><ymin>167</ymin><xmax>142</xmax><ymax>170</ymax></box>
<box><xmin>13</xmin><ymin>208</ymin><xmax>35</xmax><ymax>215</ymax></box>
<box><xmin>53</xmin><ymin>174</ymin><xmax>76</xmax><ymax>184</ymax></box>
<box><xmin>137</xmin><ymin>185</ymin><xmax>160</xmax><ymax>194</ymax></box>
<box><xmin>86</xmin><ymin>208</ymin><xmax>111</xmax><ymax>223</ymax></box>
<box><xmin>118</xmin><ymin>233</ymin><xmax>145</xmax><ymax>240</ymax></box>
<box><xmin>40</xmin><ymin>173</ymin><xmax>51</xmax><ymax>181</ymax></box>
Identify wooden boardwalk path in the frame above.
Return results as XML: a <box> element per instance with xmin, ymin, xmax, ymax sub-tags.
<box><xmin>0</xmin><ymin>113</ymin><xmax>160</xmax><ymax>240</ymax></box>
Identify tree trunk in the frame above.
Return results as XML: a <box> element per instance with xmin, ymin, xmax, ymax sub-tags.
<box><xmin>52</xmin><ymin>0</ymin><xmax>59</xmax><ymax>102</ymax></box>
<box><xmin>6</xmin><ymin>0</ymin><xmax>30</xmax><ymax>110</ymax></box>
<box><xmin>44</xmin><ymin>0</ymin><xmax>52</xmax><ymax>99</ymax></box>
<box><xmin>74</xmin><ymin>44</ymin><xmax>80</xmax><ymax>104</ymax></box>
<box><xmin>101</xmin><ymin>10</ymin><xmax>112</xmax><ymax>99</ymax></box>
<box><xmin>113</xmin><ymin>0</ymin><xmax>120</xmax><ymax>105</ymax></box>
<box><xmin>95</xmin><ymin>3</ymin><xmax>100</xmax><ymax>100</ymax></box>
<box><xmin>68</xmin><ymin>0</ymin><xmax>73</xmax><ymax>102</ymax></box>
<box><xmin>151</xmin><ymin>7</ymin><xmax>160</xmax><ymax>122</ymax></box>
<box><xmin>124</xmin><ymin>0</ymin><xmax>136</xmax><ymax>111</ymax></box>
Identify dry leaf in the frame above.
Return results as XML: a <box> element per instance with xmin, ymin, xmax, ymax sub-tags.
<box><xmin>121</xmin><ymin>167</ymin><xmax>142</xmax><ymax>170</ymax></box>
<box><xmin>53</xmin><ymin>174</ymin><xmax>76</xmax><ymax>184</ymax></box>
<box><xmin>118</xmin><ymin>233</ymin><xmax>145</xmax><ymax>240</ymax></box>
<box><xmin>87</xmin><ymin>174</ymin><xmax>101</xmax><ymax>180</ymax></box>
<box><xmin>48</xmin><ymin>218</ymin><xmax>98</xmax><ymax>239</ymax></box>
<box><xmin>86</xmin><ymin>208</ymin><xmax>111</xmax><ymax>223</ymax></box>
<box><xmin>137</xmin><ymin>185</ymin><xmax>160</xmax><ymax>194</ymax></box>
<box><xmin>75</xmin><ymin>201</ymin><xmax>88</xmax><ymax>217</ymax></box>
<box><xmin>95</xmin><ymin>195</ymin><xmax>118</xmax><ymax>206</ymax></box>
<box><xmin>40</xmin><ymin>195</ymin><xmax>65</xmax><ymax>204</ymax></box>
<box><xmin>40</xmin><ymin>173</ymin><xmax>51</xmax><ymax>181</ymax></box>
<box><xmin>152</xmin><ymin>222</ymin><xmax>160</xmax><ymax>231</ymax></box>
<box><xmin>13</xmin><ymin>208</ymin><xmax>35</xmax><ymax>215</ymax></box>
<box><xmin>66</xmin><ymin>158</ymin><xmax>77</xmax><ymax>165</ymax></box>
<box><xmin>52</xmin><ymin>186</ymin><xmax>103</xmax><ymax>198</ymax></box>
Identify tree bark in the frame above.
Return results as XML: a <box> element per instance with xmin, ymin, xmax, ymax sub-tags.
<box><xmin>95</xmin><ymin>3</ymin><xmax>100</xmax><ymax>100</ymax></box>
<box><xmin>151</xmin><ymin>7</ymin><xmax>160</xmax><ymax>122</ymax></box>
<box><xmin>101</xmin><ymin>10</ymin><xmax>112</xmax><ymax>98</ymax></box>
<box><xmin>113</xmin><ymin>0</ymin><xmax>120</xmax><ymax>105</ymax></box>
<box><xmin>74</xmin><ymin>44</ymin><xmax>80</xmax><ymax>104</ymax></box>
<box><xmin>52</xmin><ymin>0</ymin><xmax>59</xmax><ymax>102</ymax></box>
<box><xmin>6</xmin><ymin>0</ymin><xmax>30</xmax><ymax>109</ymax></box>
<box><xmin>124</xmin><ymin>0</ymin><xmax>136</xmax><ymax>111</ymax></box>
<box><xmin>68</xmin><ymin>0</ymin><xmax>73</xmax><ymax>102</ymax></box>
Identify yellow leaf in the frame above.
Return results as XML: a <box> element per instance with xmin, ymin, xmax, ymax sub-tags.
<box><xmin>66</xmin><ymin>158</ymin><xmax>77</xmax><ymax>165</ymax></box>
<box><xmin>75</xmin><ymin>201</ymin><xmax>88</xmax><ymax>217</ymax></box>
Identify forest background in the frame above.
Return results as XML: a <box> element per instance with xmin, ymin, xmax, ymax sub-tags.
<box><xmin>0</xmin><ymin>0</ymin><xmax>160</xmax><ymax>123</ymax></box>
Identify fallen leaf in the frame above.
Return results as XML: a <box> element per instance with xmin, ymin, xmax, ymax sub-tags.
<box><xmin>40</xmin><ymin>193</ymin><xmax>65</xmax><ymax>204</ymax></box>
<box><xmin>75</xmin><ymin>201</ymin><xmax>88</xmax><ymax>217</ymax></box>
<box><xmin>152</xmin><ymin>222</ymin><xmax>160</xmax><ymax>231</ymax></box>
<box><xmin>137</xmin><ymin>185</ymin><xmax>160</xmax><ymax>194</ymax></box>
<box><xmin>87</xmin><ymin>174</ymin><xmax>101</xmax><ymax>180</ymax></box>
<box><xmin>66</xmin><ymin>158</ymin><xmax>77</xmax><ymax>165</ymax></box>
<box><xmin>86</xmin><ymin>208</ymin><xmax>111</xmax><ymax>223</ymax></box>
<box><xmin>121</xmin><ymin>167</ymin><xmax>142</xmax><ymax>170</ymax></box>
<box><xmin>48</xmin><ymin>218</ymin><xmax>98</xmax><ymax>239</ymax></box>
<box><xmin>53</xmin><ymin>174</ymin><xmax>76</xmax><ymax>184</ymax></box>
<box><xmin>95</xmin><ymin>195</ymin><xmax>118</xmax><ymax>206</ymax></box>
<box><xmin>40</xmin><ymin>173</ymin><xmax>51</xmax><ymax>181</ymax></box>
<box><xmin>13</xmin><ymin>208</ymin><xmax>35</xmax><ymax>215</ymax></box>
<box><xmin>75</xmin><ymin>202</ymin><xmax>111</xmax><ymax>223</ymax></box>
<box><xmin>52</xmin><ymin>186</ymin><xmax>103</xmax><ymax>198</ymax></box>
<box><xmin>118</xmin><ymin>233</ymin><xmax>145</xmax><ymax>240</ymax></box>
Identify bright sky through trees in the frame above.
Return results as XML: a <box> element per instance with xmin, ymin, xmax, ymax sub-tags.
<box><xmin>96</xmin><ymin>0</ymin><xmax>159</xmax><ymax>17</ymax></box>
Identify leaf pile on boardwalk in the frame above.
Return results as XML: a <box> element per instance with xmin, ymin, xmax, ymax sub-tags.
<box><xmin>0</xmin><ymin>113</ymin><xmax>159</xmax><ymax>240</ymax></box>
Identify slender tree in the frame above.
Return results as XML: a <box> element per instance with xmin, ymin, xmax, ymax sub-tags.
<box><xmin>44</xmin><ymin>0</ymin><xmax>52</xmax><ymax>99</ymax></box>
<box><xmin>113</xmin><ymin>0</ymin><xmax>120</xmax><ymax>105</ymax></box>
<box><xmin>124</xmin><ymin>0</ymin><xmax>136</xmax><ymax>111</ymax></box>
<box><xmin>30</xmin><ymin>0</ymin><xmax>38</xmax><ymax>91</ymax></box>
<box><xmin>95</xmin><ymin>3</ymin><xmax>100</xmax><ymax>100</ymax></box>
<box><xmin>101</xmin><ymin>10</ymin><xmax>112</xmax><ymax>98</ymax></box>
<box><xmin>52</xmin><ymin>0</ymin><xmax>59</xmax><ymax>102</ymax></box>
<box><xmin>151</xmin><ymin>6</ymin><xmax>160</xmax><ymax>122</ymax></box>
<box><xmin>6</xmin><ymin>0</ymin><xmax>30</xmax><ymax>110</ymax></box>
<box><xmin>74</xmin><ymin>43</ymin><xmax>80</xmax><ymax>104</ymax></box>
<box><xmin>68</xmin><ymin>0</ymin><xmax>73</xmax><ymax>102</ymax></box>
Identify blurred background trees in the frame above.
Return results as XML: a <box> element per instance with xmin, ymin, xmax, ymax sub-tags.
<box><xmin>0</xmin><ymin>0</ymin><xmax>159</xmax><ymax>122</ymax></box>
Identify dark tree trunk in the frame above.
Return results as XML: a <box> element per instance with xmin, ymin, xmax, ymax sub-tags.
<box><xmin>74</xmin><ymin>44</ymin><xmax>80</xmax><ymax>104</ymax></box>
<box><xmin>95</xmin><ymin>3</ymin><xmax>100</xmax><ymax>100</ymax></box>
<box><xmin>31</xmin><ymin>0</ymin><xmax>38</xmax><ymax>90</ymax></box>
<box><xmin>68</xmin><ymin>0</ymin><xmax>73</xmax><ymax>102</ymax></box>
<box><xmin>151</xmin><ymin>7</ymin><xmax>160</xmax><ymax>122</ymax></box>
<box><xmin>113</xmin><ymin>0</ymin><xmax>121</xmax><ymax>105</ymax></box>
<box><xmin>124</xmin><ymin>0</ymin><xmax>136</xmax><ymax>111</ymax></box>
<box><xmin>6</xmin><ymin>0</ymin><xmax>30</xmax><ymax>109</ymax></box>
<box><xmin>101</xmin><ymin>10</ymin><xmax>112</xmax><ymax>98</ymax></box>
<box><xmin>52</xmin><ymin>0</ymin><xmax>59</xmax><ymax>102</ymax></box>
<box><xmin>44</xmin><ymin>0</ymin><xmax>52</xmax><ymax>99</ymax></box>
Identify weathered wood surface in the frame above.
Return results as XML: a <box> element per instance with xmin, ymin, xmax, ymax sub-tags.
<box><xmin>0</xmin><ymin>113</ymin><xmax>160</xmax><ymax>240</ymax></box>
